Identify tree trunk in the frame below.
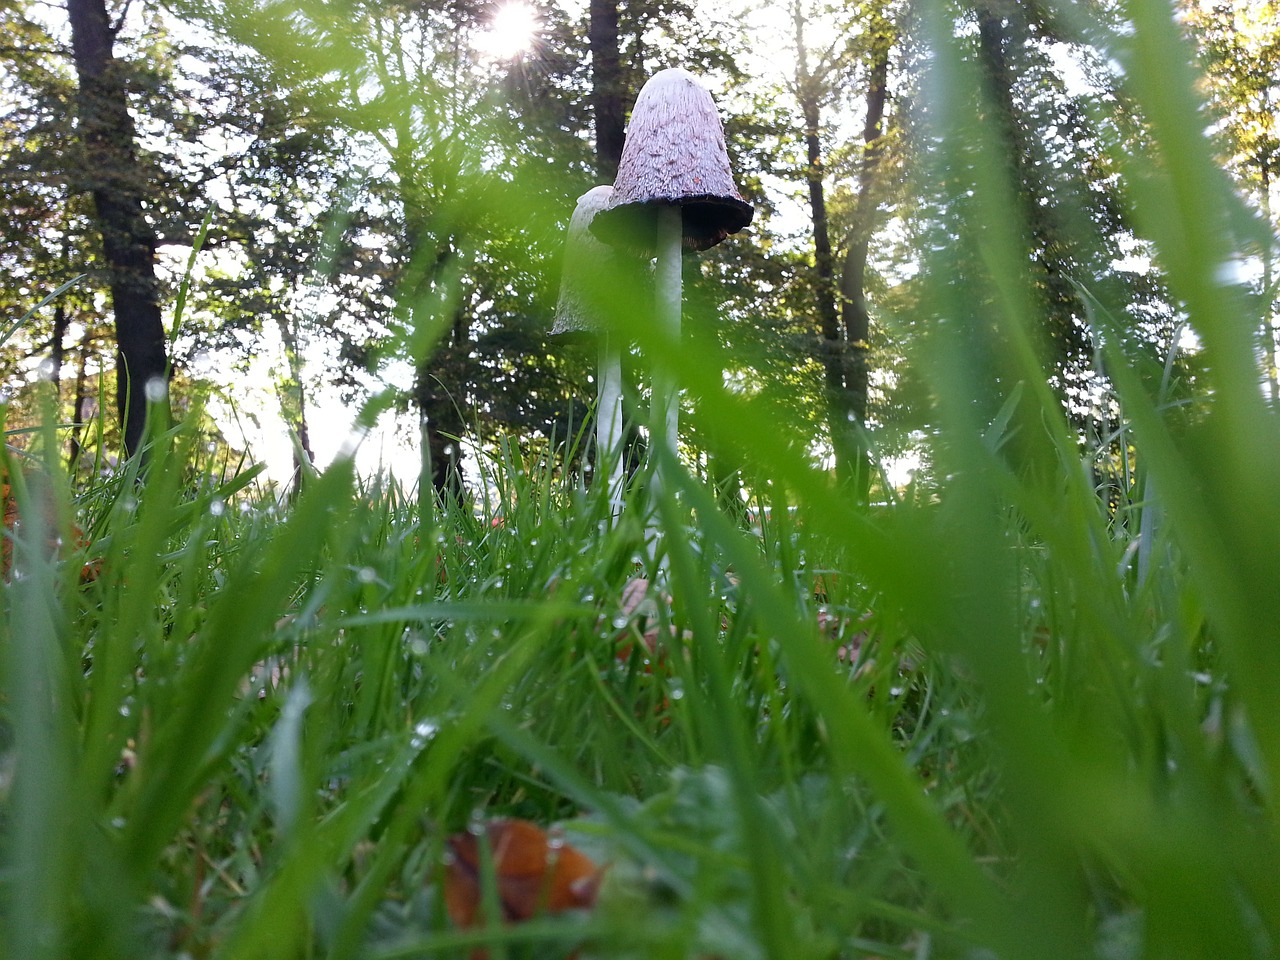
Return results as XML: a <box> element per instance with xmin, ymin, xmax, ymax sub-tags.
<box><xmin>838</xmin><ymin>26</ymin><xmax>891</xmax><ymax>503</ymax></box>
<box><xmin>50</xmin><ymin>302</ymin><xmax>69</xmax><ymax>387</ymax></box>
<box><xmin>67</xmin><ymin>339</ymin><xmax>91</xmax><ymax>472</ymax></box>
<box><xmin>274</xmin><ymin>312</ymin><xmax>313</xmax><ymax>495</ymax></box>
<box><xmin>974</xmin><ymin>0</ymin><xmax>1072</xmax><ymax>480</ymax></box>
<box><xmin>793</xmin><ymin>4</ymin><xmax>857</xmax><ymax>486</ymax></box>
<box><xmin>588</xmin><ymin>0</ymin><xmax>643</xmax><ymax>484</ymax></box>
<box><xmin>588</xmin><ymin>0</ymin><xmax>625</xmax><ymax>181</ymax></box>
<box><xmin>416</xmin><ymin>324</ymin><xmax>467</xmax><ymax>504</ymax></box>
<box><xmin>66</xmin><ymin>0</ymin><xmax>170</xmax><ymax>458</ymax></box>
<box><xmin>387</xmin><ymin>118</ymin><xmax>468</xmax><ymax>504</ymax></box>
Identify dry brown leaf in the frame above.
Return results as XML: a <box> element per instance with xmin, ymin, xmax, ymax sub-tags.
<box><xmin>444</xmin><ymin>819</ymin><xmax>604</xmax><ymax>959</ymax></box>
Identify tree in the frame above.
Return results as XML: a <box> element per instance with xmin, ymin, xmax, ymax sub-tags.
<box><xmin>837</xmin><ymin>5</ymin><xmax>893</xmax><ymax>502</ymax></box>
<box><xmin>65</xmin><ymin>0</ymin><xmax>171</xmax><ymax>457</ymax></box>
<box><xmin>0</xmin><ymin>0</ymin><xmax>116</xmax><ymax>463</ymax></box>
<box><xmin>786</xmin><ymin>0</ymin><xmax>899</xmax><ymax>498</ymax></box>
<box><xmin>589</xmin><ymin>0</ymin><xmax>625</xmax><ymax>180</ymax></box>
<box><xmin>1184</xmin><ymin>0</ymin><xmax>1280</xmax><ymax>401</ymax></box>
<box><xmin>791</xmin><ymin>0</ymin><xmax>849</xmax><ymax>484</ymax></box>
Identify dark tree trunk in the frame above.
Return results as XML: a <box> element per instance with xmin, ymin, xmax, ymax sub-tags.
<box><xmin>838</xmin><ymin>29</ymin><xmax>891</xmax><ymax>503</ymax></box>
<box><xmin>389</xmin><ymin>118</ymin><xmax>468</xmax><ymax>505</ymax></box>
<box><xmin>589</xmin><ymin>0</ymin><xmax>642</xmax><ymax>482</ymax></box>
<box><xmin>50</xmin><ymin>302</ymin><xmax>69</xmax><ymax>387</ymax></box>
<box><xmin>67</xmin><ymin>339</ymin><xmax>91</xmax><ymax>472</ymax></box>
<box><xmin>66</xmin><ymin>0</ymin><xmax>170</xmax><ymax>458</ymax></box>
<box><xmin>794</xmin><ymin>7</ymin><xmax>858</xmax><ymax>487</ymax></box>
<box><xmin>803</xmin><ymin>100</ymin><xmax>857</xmax><ymax>481</ymax></box>
<box><xmin>973</xmin><ymin>0</ymin><xmax>1074</xmax><ymax>480</ymax></box>
<box><xmin>274</xmin><ymin>312</ymin><xmax>313</xmax><ymax>495</ymax></box>
<box><xmin>975</xmin><ymin>3</ymin><xmax>1080</xmax><ymax>359</ymax></box>
<box><xmin>588</xmin><ymin>0</ymin><xmax>625</xmax><ymax>180</ymax></box>
<box><xmin>415</xmin><ymin>321</ymin><xmax>467</xmax><ymax>505</ymax></box>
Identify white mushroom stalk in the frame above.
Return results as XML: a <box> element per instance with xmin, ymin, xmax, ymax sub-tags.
<box><xmin>551</xmin><ymin>186</ymin><xmax>627</xmax><ymax>512</ymax></box>
<box><xmin>591</xmin><ymin>68</ymin><xmax>754</xmax><ymax>554</ymax></box>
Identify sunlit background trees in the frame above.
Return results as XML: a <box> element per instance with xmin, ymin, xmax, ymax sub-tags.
<box><xmin>2</xmin><ymin>0</ymin><xmax>1277</xmax><ymax>496</ymax></box>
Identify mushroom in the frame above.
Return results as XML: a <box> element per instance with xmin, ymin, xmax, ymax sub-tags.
<box><xmin>590</xmin><ymin>67</ymin><xmax>754</xmax><ymax>510</ymax></box>
<box><xmin>552</xmin><ymin>186</ymin><xmax>615</xmax><ymax>338</ymax></box>
<box><xmin>591</xmin><ymin>68</ymin><xmax>754</xmax><ymax>254</ymax></box>
<box><xmin>552</xmin><ymin>186</ymin><xmax>628</xmax><ymax>506</ymax></box>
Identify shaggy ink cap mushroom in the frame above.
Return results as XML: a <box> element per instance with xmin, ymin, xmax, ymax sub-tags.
<box><xmin>592</xmin><ymin>67</ymin><xmax>754</xmax><ymax>253</ymax></box>
<box><xmin>551</xmin><ymin>185</ymin><xmax>615</xmax><ymax>338</ymax></box>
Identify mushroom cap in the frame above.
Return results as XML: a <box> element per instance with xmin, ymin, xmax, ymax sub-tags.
<box><xmin>551</xmin><ymin>186</ymin><xmax>617</xmax><ymax>336</ymax></box>
<box><xmin>592</xmin><ymin>68</ymin><xmax>754</xmax><ymax>253</ymax></box>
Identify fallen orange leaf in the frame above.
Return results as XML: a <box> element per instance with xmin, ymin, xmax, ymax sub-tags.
<box><xmin>1</xmin><ymin>473</ymin><xmax>99</xmax><ymax>582</ymax></box>
<box><xmin>1</xmin><ymin>482</ymin><xmax>16</xmax><ymax>578</ymax></box>
<box><xmin>444</xmin><ymin>819</ymin><xmax>603</xmax><ymax>958</ymax></box>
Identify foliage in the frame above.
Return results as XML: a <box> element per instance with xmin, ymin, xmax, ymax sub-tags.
<box><xmin>4</xmin><ymin>1</ymin><xmax>1280</xmax><ymax>958</ymax></box>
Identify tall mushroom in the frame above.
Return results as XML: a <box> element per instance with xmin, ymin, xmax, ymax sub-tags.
<box><xmin>552</xmin><ymin>186</ymin><xmax>628</xmax><ymax>508</ymax></box>
<box><xmin>591</xmin><ymin>67</ymin><xmax>753</xmax><ymax>503</ymax></box>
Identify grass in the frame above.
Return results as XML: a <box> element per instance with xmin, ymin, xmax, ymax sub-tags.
<box><xmin>4</xmin><ymin>2</ymin><xmax>1280</xmax><ymax>958</ymax></box>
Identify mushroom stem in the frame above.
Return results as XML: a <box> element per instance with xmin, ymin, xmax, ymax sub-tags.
<box><xmin>652</xmin><ymin>204</ymin><xmax>683</xmax><ymax>494</ymax></box>
<box><xmin>644</xmin><ymin>204</ymin><xmax>682</xmax><ymax>571</ymax></box>
<box><xmin>597</xmin><ymin>333</ymin><xmax>625</xmax><ymax>514</ymax></box>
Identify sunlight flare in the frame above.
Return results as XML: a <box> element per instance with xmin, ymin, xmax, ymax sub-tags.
<box><xmin>475</xmin><ymin>2</ymin><xmax>541</xmax><ymax>60</ymax></box>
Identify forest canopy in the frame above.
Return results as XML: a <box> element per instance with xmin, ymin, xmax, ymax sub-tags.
<box><xmin>1</xmin><ymin>0</ymin><xmax>1276</xmax><ymax>495</ymax></box>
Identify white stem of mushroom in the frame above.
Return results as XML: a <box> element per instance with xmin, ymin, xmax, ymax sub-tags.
<box><xmin>647</xmin><ymin>204</ymin><xmax>682</xmax><ymax>571</ymax></box>
<box><xmin>597</xmin><ymin>333</ymin><xmax>625</xmax><ymax>516</ymax></box>
<box><xmin>655</xmin><ymin>205</ymin><xmax>682</xmax><ymax>455</ymax></box>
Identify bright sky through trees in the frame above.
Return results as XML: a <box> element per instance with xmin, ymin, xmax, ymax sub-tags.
<box><xmin>474</xmin><ymin>2</ymin><xmax>542</xmax><ymax>60</ymax></box>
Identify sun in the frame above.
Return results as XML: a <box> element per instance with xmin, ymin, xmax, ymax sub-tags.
<box><xmin>475</xmin><ymin>2</ymin><xmax>541</xmax><ymax>61</ymax></box>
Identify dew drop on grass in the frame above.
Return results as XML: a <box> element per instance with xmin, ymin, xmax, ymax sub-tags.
<box><xmin>209</xmin><ymin>498</ymin><xmax>226</xmax><ymax>518</ymax></box>
<box><xmin>611</xmin><ymin>615</ymin><xmax>629</xmax><ymax>629</ymax></box>
<box><xmin>410</xmin><ymin>719</ymin><xmax>439</xmax><ymax>749</ymax></box>
<box><xmin>409</xmin><ymin>637</ymin><xmax>429</xmax><ymax>656</ymax></box>
<box><xmin>357</xmin><ymin>566</ymin><xmax>378</xmax><ymax>583</ymax></box>
<box><xmin>668</xmin><ymin>680</ymin><xmax>685</xmax><ymax>700</ymax></box>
